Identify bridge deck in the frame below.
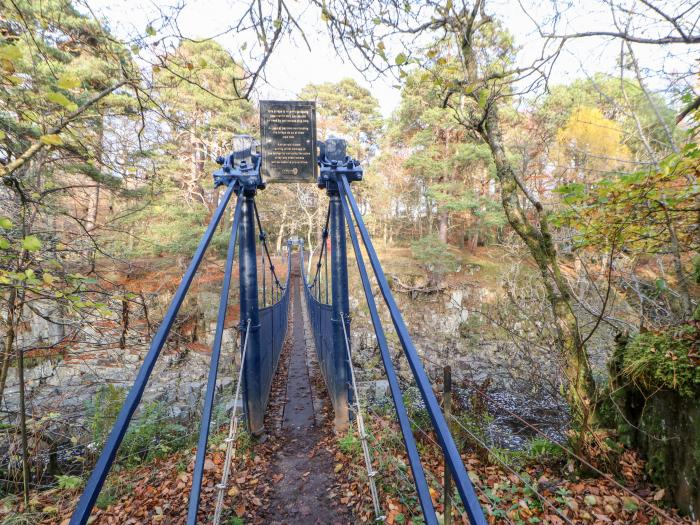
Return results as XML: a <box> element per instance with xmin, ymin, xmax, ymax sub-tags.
<box><xmin>254</xmin><ymin>269</ymin><xmax>355</xmax><ymax>524</ymax></box>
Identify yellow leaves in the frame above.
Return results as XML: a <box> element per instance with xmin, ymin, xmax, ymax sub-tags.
<box><xmin>46</xmin><ymin>91</ymin><xmax>78</xmax><ymax>111</ymax></box>
<box><xmin>40</xmin><ymin>134</ymin><xmax>64</xmax><ymax>146</ymax></box>
<box><xmin>21</xmin><ymin>235</ymin><xmax>42</xmax><ymax>251</ymax></box>
<box><xmin>0</xmin><ymin>44</ymin><xmax>21</xmax><ymax>62</ymax></box>
<box><xmin>56</xmin><ymin>74</ymin><xmax>81</xmax><ymax>90</ymax></box>
<box><xmin>555</xmin><ymin>106</ymin><xmax>632</xmax><ymax>174</ymax></box>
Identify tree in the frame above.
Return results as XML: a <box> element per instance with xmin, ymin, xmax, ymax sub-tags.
<box><xmin>300</xmin><ymin>78</ymin><xmax>382</xmax><ymax>161</ymax></box>
<box><xmin>153</xmin><ymin>40</ymin><xmax>253</xmax><ymax>219</ymax></box>
<box><xmin>554</xmin><ymin>106</ymin><xmax>632</xmax><ymax>182</ymax></box>
<box><xmin>392</xmin><ymin>66</ymin><xmax>501</xmax><ymax>247</ymax></box>
<box><xmin>312</xmin><ymin>0</ymin><xmax>602</xmax><ymax>440</ymax></box>
<box><xmin>310</xmin><ymin>0</ymin><xmax>697</xmax><ymax>446</ymax></box>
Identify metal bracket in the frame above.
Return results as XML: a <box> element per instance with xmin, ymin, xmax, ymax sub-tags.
<box><xmin>317</xmin><ymin>137</ymin><xmax>363</xmax><ymax>191</ymax></box>
<box><xmin>213</xmin><ymin>136</ymin><xmax>265</xmax><ymax>191</ymax></box>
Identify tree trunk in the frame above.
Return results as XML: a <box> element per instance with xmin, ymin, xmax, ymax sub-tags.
<box><xmin>479</xmin><ymin>102</ymin><xmax>597</xmax><ymax>436</ymax></box>
<box><xmin>438</xmin><ymin>210</ymin><xmax>449</xmax><ymax>243</ymax></box>
<box><xmin>0</xmin><ymin>288</ymin><xmax>17</xmax><ymax>408</ymax></box>
<box><xmin>86</xmin><ymin>184</ymin><xmax>100</xmax><ymax>231</ymax></box>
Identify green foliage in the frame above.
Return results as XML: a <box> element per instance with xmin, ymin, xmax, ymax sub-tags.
<box><xmin>620</xmin><ymin>324</ymin><xmax>700</xmax><ymax>397</ymax></box>
<box><xmin>526</xmin><ymin>437</ymin><xmax>564</xmax><ymax>461</ymax></box>
<box><xmin>56</xmin><ymin>474</ymin><xmax>83</xmax><ymax>490</ymax></box>
<box><xmin>337</xmin><ymin>431</ymin><xmax>361</xmax><ymax>456</ymax></box>
<box><xmin>300</xmin><ymin>78</ymin><xmax>382</xmax><ymax>159</ymax></box>
<box><xmin>110</xmin><ymin>193</ymin><xmax>211</xmax><ymax>258</ymax></box>
<box><xmin>410</xmin><ymin>235</ymin><xmax>459</xmax><ymax>279</ymax></box>
<box><xmin>87</xmin><ymin>384</ymin><xmax>125</xmax><ymax>445</ymax></box>
<box><xmin>86</xmin><ymin>385</ymin><xmax>190</xmax><ymax>467</ymax></box>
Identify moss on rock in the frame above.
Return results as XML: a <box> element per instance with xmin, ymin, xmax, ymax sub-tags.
<box><xmin>606</xmin><ymin>324</ymin><xmax>700</xmax><ymax>518</ymax></box>
<box><xmin>618</xmin><ymin>324</ymin><xmax>700</xmax><ymax>398</ymax></box>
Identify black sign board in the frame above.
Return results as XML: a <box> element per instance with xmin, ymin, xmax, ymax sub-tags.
<box><xmin>260</xmin><ymin>100</ymin><xmax>316</xmax><ymax>183</ymax></box>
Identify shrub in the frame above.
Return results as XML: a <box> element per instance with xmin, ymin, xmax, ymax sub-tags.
<box><xmin>56</xmin><ymin>474</ymin><xmax>83</xmax><ymax>490</ymax></box>
<box><xmin>86</xmin><ymin>386</ymin><xmax>190</xmax><ymax>467</ymax></box>
<box><xmin>410</xmin><ymin>235</ymin><xmax>459</xmax><ymax>283</ymax></box>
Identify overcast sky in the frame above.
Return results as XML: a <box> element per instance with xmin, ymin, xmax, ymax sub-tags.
<box><xmin>89</xmin><ymin>0</ymin><xmax>696</xmax><ymax>117</ymax></box>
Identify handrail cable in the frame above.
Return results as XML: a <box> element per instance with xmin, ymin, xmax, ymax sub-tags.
<box><xmin>341</xmin><ymin>315</ymin><xmax>384</xmax><ymax>522</ymax></box>
<box><xmin>69</xmin><ymin>183</ymin><xmax>238</xmax><ymax>525</ymax></box>
<box><xmin>448</xmin><ymin>414</ymin><xmax>576</xmax><ymax>525</ymax></box>
<box><xmin>338</xmin><ymin>175</ymin><xmax>486</xmax><ymax>525</ymax></box>
<box><xmin>336</xmin><ymin>188</ymin><xmax>439</xmax><ymax>524</ymax></box>
<box><xmin>385</xmin><ymin>378</ymin><xmax>572</xmax><ymax>525</ymax></box>
<box><xmin>212</xmin><ymin>318</ymin><xmax>252</xmax><ymax>525</ymax></box>
<box><xmin>412</xmin><ymin>353</ymin><xmax>683</xmax><ymax>525</ymax></box>
<box><xmin>186</xmin><ymin>196</ymin><xmax>244</xmax><ymax>524</ymax></box>
<box><xmin>410</xmin><ymin>344</ymin><xmax>682</xmax><ymax>524</ymax></box>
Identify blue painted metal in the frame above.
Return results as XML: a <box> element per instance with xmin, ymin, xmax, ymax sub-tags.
<box><xmin>258</xmin><ymin>249</ymin><xmax>291</xmax><ymax>411</ymax></box>
<box><xmin>328</xmin><ymin>190</ymin><xmax>351</xmax><ymax>428</ymax></box>
<box><xmin>240</xmin><ymin>189</ymin><xmax>264</xmax><ymax>435</ymax></box>
<box><xmin>213</xmin><ymin>136</ymin><xmax>263</xmax><ymax>190</ymax></box>
<box><xmin>338</xmin><ymin>175</ymin><xmax>487</xmax><ymax>525</ymax></box>
<box><xmin>301</xmin><ymin>245</ymin><xmax>335</xmax><ymax>401</ymax></box>
<box><xmin>70</xmin><ymin>183</ymin><xmax>237</xmax><ymax>525</ymax></box>
<box><xmin>336</xmin><ymin>185</ymin><xmax>439</xmax><ymax>524</ymax></box>
<box><xmin>186</xmin><ymin>195</ymin><xmax>243</xmax><ymax>525</ymax></box>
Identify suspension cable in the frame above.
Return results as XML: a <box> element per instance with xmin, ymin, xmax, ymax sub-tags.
<box><xmin>341</xmin><ymin>315</ymin><xmax>384</xmax><ymax>522</ymax></box>
<box><xmin>187</xmin><ymin>195</ymin><xmax>243</xmax><ymax>524</ymax></box>
<box><xmin>309</xmin><ymin>203</ymin><xmax>331</xmax><ymax>291</ymax></box>
<box><xmin>252</xmin><ymin>201</ymin><xmax>284</xmax><ymax>293</ymax></box>
<box><xmin>336</xmin><ymin>186</ymin><xmax>438</xmax><ymax>524</ymax></box>
<box><xmin>212</xmin><ymin>318</ymin><xmax>252</xmax><ymax>525</ymax></box>
<box><xmin>338</xmin><ymin>175</ymin><xmax>486</xmax><ymax>525</ymax></box>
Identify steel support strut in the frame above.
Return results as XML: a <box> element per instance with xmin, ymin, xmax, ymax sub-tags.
<box><xmin>328</xmin><ymin>186</ymin><xmax>351</xmax><ymax>431</ymax></box>
<box><xmin>240</xmin><ymin>189</ymin><xmax>263</xmax><ymax>435</ymax></box>
<box><xmin>186</xmin><ymin>194</ymin><xmax>243</xmax><ymax>525</ymax></box>
<box><xmin>70</xmin><ymin>184</ymin><xmax>237</xmax><ymax>525</ymax></box>
<box><xmin>337</xmin><ymin>188</ymin><xmax>438</xmax><ymax>524</ymax></box>
<box><xmin>339</xmin><ymin>175</ymin><xmax>487</xmax><ymax>525</ymax></box>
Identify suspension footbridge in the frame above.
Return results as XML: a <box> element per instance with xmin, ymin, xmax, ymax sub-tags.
<box><xmin>67</xmin><ymin>103</ymin><xmax>488</xmax><ymax>525</ymax></box>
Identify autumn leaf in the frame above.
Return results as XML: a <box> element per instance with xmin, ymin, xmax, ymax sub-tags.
<box><xmin>40</xmin><ymin>134</ymin><xmax>64</xmax><ymax>146</ymax></box>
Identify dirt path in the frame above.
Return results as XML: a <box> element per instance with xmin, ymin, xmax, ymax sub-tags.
<box><xmin>255</xmin><ymin>272</ymin><xmax>356</xmax><ymax>525</ymax></box>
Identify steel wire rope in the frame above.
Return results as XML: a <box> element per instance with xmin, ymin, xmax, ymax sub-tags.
<box><xmin>70</xmin><ymin>183</ymin><xmax>238</xmax><ymax>525</ymax></box>
<box><xmin>212</xmin><ymin>318</ymin><xmax>251</xmax><ymax>525</ymax></box>
<box><xmin>252</xmin><ymin>201</ymin><xmax>285</xmax><ymax>296</ymax></box>
<box><xmin>339</xmin><ymin>175</ymin><xmax>486</xmax><ymax>525</ymax></box>
<box><xmin>337</xmin><ymin>184</ymin><xmax>440</xmax><ymax>524</ymax></box>
<box><xmin>409</xmin><ymin>353</ymin><xmax>685</xmax><ymax>525</ymax></box>
<box><xmin>387</xmin><ymin>384</ymin><xmax>571</xmax><ymax>525</ymax></box>
<box><xmin>187</xmin><ymin>195</ymin><xmax>243</xmax><ymax>524</ymax></box>
<box><xmin>309</xmin><ymin>203</ymin><xmax>331</xmax><ymax>293</ymax></box>
<box><xmin>448</xmin><ymin>414</ymin><xmax>577</xmax><ymax>525</ymax></box>
<box><xmin>341</xmin><ymin>315</ymin><xmax>384</xmax><ymax>521</ymax></box>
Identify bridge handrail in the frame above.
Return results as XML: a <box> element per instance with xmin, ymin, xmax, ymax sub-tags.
<box><xmin>338</xmin><ymin>175</ymin><xmax>486</xmax><ymax>525</ymax></box>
